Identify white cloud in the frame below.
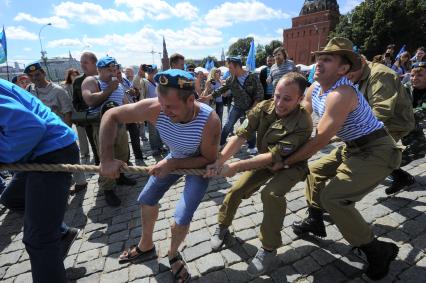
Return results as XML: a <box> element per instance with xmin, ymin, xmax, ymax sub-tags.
<box><xmin>54</xmin><ymin>1</ymin><xmax>131</xmax><ymax>25</ymax></box>
<box><xmin>341</xmin><ymin>0</ymin><xmax>364</xmax><ymax>14</ymax></box>
<box><xmin>5</xmin><ymin>26</ymin><xmax>38</xmax><ymax>40</ymax></box>
<box><xmin>205</xmin><ymin>1</ymin><xmax>290</xmax><ymax>28</ymax></box>
<box><xmin>14</xmin><ymin>12</ymin><xmax>69</xmax><ymax>29</ymax></box>
<box><xmin>115</xmin><ymin>0</ymin><xmax>198</xmax><ymax>20</ymax></box>
<box><xmin>23</xmin><ymin>47</ymin><xmax>32</xmax><ymax>51</ymax></box>
<box><xmin>47</xmin><ymin>38</ymin><xmax>83</xmax><ymax>48</ymax></box>
<box><xmin>47</xmin><ymin>24</ymin><xmax>223</xmax><ymax>66</ymax></box>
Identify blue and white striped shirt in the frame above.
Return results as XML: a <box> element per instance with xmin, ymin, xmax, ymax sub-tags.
<box><xmin>156</xmin><ymin>103</ymin><xmax>213</xmax><ymax>159</ymax></box>
<box><xmin>312</xmin><ymin>76</ymin><xmax>383</xmax><ymax>142</ymax></box>
<box><xmin>89</xmin><ymin>77</ymin><xmax>124</xmax><ymax>113</ymax></box>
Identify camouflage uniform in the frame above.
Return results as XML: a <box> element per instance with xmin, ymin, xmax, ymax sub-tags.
<box><xmin>401</xmin><ymin>82</ymin><xmax>426</xmax><ymax>166</ymax></box>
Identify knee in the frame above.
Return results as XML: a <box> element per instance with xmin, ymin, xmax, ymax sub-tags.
<box><xmin>174</xmin><ymin>209</ymin><xmax>193</xmax><ymax>226</ymax></box>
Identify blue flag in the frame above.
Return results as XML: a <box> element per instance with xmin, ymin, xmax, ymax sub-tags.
<box><xmin>246</xmin><ymin>39</ymin><xmax>256</xmax><ymax>72</ymax></box>
<box><xmin>395</xmin><ymin>45</ymin><xmax>406</xmax><ymax>60</ymax></box>
<box><xmin>0</xmin><ymin>26</ymin><xmax>7</xmax><ymax>64</ymax></box>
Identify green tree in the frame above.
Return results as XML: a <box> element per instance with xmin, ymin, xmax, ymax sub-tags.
<box><xmin>265</xmin><ymin>40</ymin><xmax>283</xmax><ymax>55</ymax></box>
<box><xmin>227</xmin><ymin>37</ymin><xmax>253</xmax><ymax>58</ymax></box>
<box><xmin>256</xmin><ymin>44</ymin><xmax>266</xmax><ymax>67</ymax></box>
<box><xmin>330</xmin><ymin>0</ymin><xmax>426</xmax><ymax>59</ymax></box>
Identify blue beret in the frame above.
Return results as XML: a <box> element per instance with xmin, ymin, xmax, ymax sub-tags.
<box><xmin>227</xmin><ymin>56</ymin><xmax>242</xmax><ymax>64</ymax></box>
<box><xmin>413</xmin><ymin>61</ymin><xmax>426</xmax><ymax>69</ymax></box>
<box><xmin>96</xmin><ymin>56</ymin><xmax>117</xmax><ymax>68</ymax></box>
<box><xmin>146</xmin><ymin>64</ymin><xmax>157</xmax><ymax>73</ymax></box>
<box><xmin>24</xmin><ymin>61</ymin><xmax>42</xmax><ymax>74</ymax></box>
<box><xmin>154</xmin><ymin>69</ymin><xmax>195</xmax><ymax>90</ymax></box>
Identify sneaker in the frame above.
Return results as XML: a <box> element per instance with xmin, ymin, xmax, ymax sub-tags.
<box><xmin>247</xmin><ymin>248</ymin><xmax>277</xmax><ymax>277</ymax></box>
<box><xmin>211</xmin><ymin>226</ymin><xmax>229</xmax><ymax>251</ymax></box>
<box><xmin>61</xmin><ymin>227</ymin><xmax>80</xmax><ymax>259</ymax></box>
<box><xmin>248</xmin><ymin>148</ymin><xmax>258</xmax><ymax>155</ymax></box>
<box><xmin>104</xmin><ymin>190</ymin><xmax>121</xmax><ymax>207</ymax></box>
<box><xmin>116</xmin><ymin>174</ymin><xmax>137</xmax><ymax>186</ymax></box>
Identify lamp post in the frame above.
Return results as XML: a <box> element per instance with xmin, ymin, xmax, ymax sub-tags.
<box><xmin>38</xmin><ymin>23</ymin><xmax>52</xmax><ymax>80</ymax></box>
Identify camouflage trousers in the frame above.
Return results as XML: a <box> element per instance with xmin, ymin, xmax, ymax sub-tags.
<box><xmin>401</xmin><ymin>112</ymin><xmax>426</xmax><ymax>166</ymax></box>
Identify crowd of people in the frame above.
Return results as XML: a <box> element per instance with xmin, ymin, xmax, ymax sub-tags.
<box><xmin>0</xmin><ymin>37</ymin><xmax>425</xmax><ymax>283</ymax></box>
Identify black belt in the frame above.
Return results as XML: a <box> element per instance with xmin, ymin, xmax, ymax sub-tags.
<box><xmin>345</xmin><ymin>128</ymin><xmax>388</xmax><ymax>148</ymax></box>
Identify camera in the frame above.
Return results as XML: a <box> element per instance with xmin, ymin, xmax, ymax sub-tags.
<box><xmin>141</xmin><ymin>64</ymin><xmax>153</xmax><ymax>72</ymax></box>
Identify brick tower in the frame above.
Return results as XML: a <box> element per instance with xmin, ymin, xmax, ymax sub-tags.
<box><xmin>283</xmin><ymin>0</ymin><xmax>340</xmax><ymax>65</ymax></box>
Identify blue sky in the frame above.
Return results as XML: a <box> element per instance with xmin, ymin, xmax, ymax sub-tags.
<box><xmin>1</xmin><ymin>0</ymin><xmax>363</xmax><ymax>67</ymax></box>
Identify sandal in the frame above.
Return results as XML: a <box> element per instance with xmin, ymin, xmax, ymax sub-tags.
<box><xmin>169</xmin><ymin>252</ymin><xmax>191</xmax><ymax>283</ymax></box>
<box><xmin>118</xmin><ymin>245</ymin><xmax>157</xmax><ymax>264</ymax></box>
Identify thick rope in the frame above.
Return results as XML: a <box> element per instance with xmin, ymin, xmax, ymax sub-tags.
<box><xmin>0</xmin><ymin>163</ymin><xmax>206</xmax><ymax>176</ymax></box>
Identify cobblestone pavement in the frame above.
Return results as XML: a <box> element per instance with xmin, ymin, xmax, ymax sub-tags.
<box><xmin>1</xmin><ymin>119</ymin><xmax>425</xmax><ymax>283</ymax></box>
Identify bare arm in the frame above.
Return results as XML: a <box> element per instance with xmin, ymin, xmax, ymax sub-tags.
<box><xmin>301</xmin><ymin>83</ymin><xmax>315</xmax><ymax>114</ymax></box>
<box><xmin>63</xmin><ymin>112</ymin><xmax>72</xmax><ymax>127</ymax></box>
<box><xmin>99</xmin><ymin>99</ymin><xmax>161</xmax><ymax>178</ymax></box>
<box><xmin>285</xmin><ymin>86</ymin><xmax>357</xmax><ymax>166</ymax></box>
<box><xmin>82</xmin><ymin>76</ymin><xmax>118</xmax><ymax>107</ymax></box>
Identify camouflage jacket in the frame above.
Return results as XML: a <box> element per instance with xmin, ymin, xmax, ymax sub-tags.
<box><xmin>212</xmin><ymin>72</ymin><xmax>264</xmax><ymax>111</ymax></box>
<box><xmin>405</xmin><ymin>82</ymin><xmax>426</xmax><ymax>121</ymax></box>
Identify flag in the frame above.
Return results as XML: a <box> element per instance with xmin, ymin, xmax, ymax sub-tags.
<box><xmin>246</xmin><ymin>39</ymin><xmax>256</xmax><ymax>72</ymax></box>
<box><xmin>0</xmin><ymin>26</ymin><xmax>7</xmax><ymax>64</ymax></box>
<box><xmin>395</xmin><ymin>45</ymin><xmax>406</xmax><ymax>60</ymax></box>
<box><xmin>209</xmin><ymin>59</ymin><xmax>215</xmax><ymax>70</ymax></box>
<box><xmin>205</xmin><ymin>59</ymin><xmax>214</xmax><ymax>71</ymax></box>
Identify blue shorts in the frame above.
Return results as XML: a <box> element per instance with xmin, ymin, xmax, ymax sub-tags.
<box><xmin>137</xmin><ymin>174</ymin><xmax>210</xmax><ymax>225</ymax></box>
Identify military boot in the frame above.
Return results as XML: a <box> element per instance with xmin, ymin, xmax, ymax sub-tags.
<box><xmin>359</xmin><ymin>239</ymin><xmax>398</xmax><ymax>280</ymax></box>
<box><xmin>292</xmin><ymin>206</ymin><xmax>326</xmax><ymax>237</ymax></box>
<box><xmin>385</xmin><ymin>169</ymin><xmax>415</xmax><ymax>195</ymax></box>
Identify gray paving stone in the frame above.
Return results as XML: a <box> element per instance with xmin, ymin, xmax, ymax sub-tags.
<box><xmin>311</xmin><ymin>265</ymin><xmax>346</xmax><ymax>283</ymax></box>
<box><xmin>77</xmin><ymin>248</ymin><xmax>100</xmax><ymax>263</ymax></box>
<box><xmin>195</xmin><ymin>252</ymin><xmax>224</xmax><ymax>275</ymax></box>
<box><xmin>310</xmin><ymin>248</ymin><xmax>338</xmax><ymax>266</ymax></box>
<box><xmin>398</xmin><ymin>265</ymin><xmax>426</xmax><ymax>282</ymax></box>
<box><xmin>75</xmin><ymin>271</ymin><xmax>102</xmax><ymax>283</ymax></box>
<box><xmin>100</xmin><ymin>268</ymin><xmax>129</xmax><ymax>283</ymax></box>
<box><xmin>277</xmin><ymin>245</ymin><xmax>303</xmax><ymax>265</ymax></box>
<box><xmin>198</xmin><ymin>270</ymin><xmax>229</xmax><ymax>283</ymax></box>
<box><xmin>224</xmin><ymin>261</ymin><xmax>251</xmax><ymax>282</ymax></box>
<box><xmin>183</xmin><ymin>241</ymin><xmax>212</xmax><ymax>262</ymax></box>
<box><xmin>14</xmin><ymin>272</ymin><xmax>32</xmax><ymax>283</ymax></box>
<box><xmin>151</xmin><ymin>271</ymin><xmax>174</xmax><ymax>283</ymax></box>
<box><xmin>185</xmin><ymin>228</ymin><xmax>211</xmax><ymax>246</ymax></box>
<box><xmin>75</xmin><ymin>257</ymin><xmax>106</xmax><ymax>276</ymax></box>
<box><xmin>293</xmin><ymin>256</ymin><xmax>321</xmax><ymax>275</ymax></box>
<box><xmin>236</xmin><ymin>228</ymin><xmax>257</xmax><ymax>242</ymax></box>
<box><xmin>270</xmin><ymin>265</ymin><xmax>300</xmax><ymax>283</ymax></box>
<box><xmin>0</xmin><ymin>266</ymin><xmax>6</xmax><ymax>280</ymax></box>
<box><xmin>128</xmin><ymin>259</ymin><xmax>159</xmax><ymax>281</ymax></box>
<box><xmin>232</xmin><ymin>216</ymin><xmax>255</xmax><ymax>232</ymax></box>
<box><xmin>3</xmin><ymin>260</ymin><xmax>31</xmax><ymax>279</ymax></box>
<box><xmin>221</xmin><ymin>245</ymin><xmax>249</xmax><ymax>266</ymax></box>
<box><xmin>0</xmin><ymin>250</ymin><xmax>22</xmax><ymax>267</ymax></box>
<box><xmin>108</xmin><ymin>230</ymin><xmax>130</xmax><ymax>244</ymax></box>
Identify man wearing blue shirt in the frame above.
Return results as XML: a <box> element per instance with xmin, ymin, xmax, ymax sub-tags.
<box><xmin>0</xmin><ymin>78</ymin><xmax>79</xmax><ymax>283</ymax></box>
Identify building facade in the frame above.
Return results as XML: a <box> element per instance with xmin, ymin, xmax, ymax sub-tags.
<box><xmin>283</xmin><ymin>0</ymin><xmax>340</xmax><ymax>65</ymax></box>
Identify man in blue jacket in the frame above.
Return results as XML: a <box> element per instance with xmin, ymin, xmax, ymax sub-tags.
<box><xmin>0</xmin><ymin>78</ymin><xmax>79</xmax><ymax>283</ymax></box>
